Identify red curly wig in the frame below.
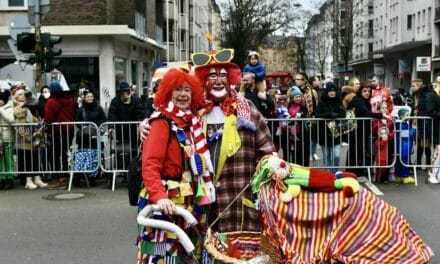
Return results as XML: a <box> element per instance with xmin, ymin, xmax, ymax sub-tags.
<box><xmin>153</xmin><ymin>67</ymin><xmax>204</xmax><ymax>110</ymax></box>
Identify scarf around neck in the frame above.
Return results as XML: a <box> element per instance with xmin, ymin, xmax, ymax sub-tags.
<box><xmin>159</xmin><ymin>101</ymin><xmax>213</xmax><ymax>175</ymax></box>
<box><xmin>204</xmin><ymin>88</ymin><xmax>256</xmax><ymax>131</ymax></box>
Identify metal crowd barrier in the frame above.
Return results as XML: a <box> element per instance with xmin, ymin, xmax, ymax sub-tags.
<box><xmin>99</xmin><ymin>121</ymin><xmax>141</xmax><ymax>191</ymax></box>
<box><xmin>7</xmin><ymin>116</ymin><xmax>440</xmax><ymax>190</ymax></box>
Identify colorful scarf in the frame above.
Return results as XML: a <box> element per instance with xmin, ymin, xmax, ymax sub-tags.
<box><xmin>203</xmin><ymin>89</ymin><xmax>256</xmax><ymax>131</ymax></box>
<box><xmin>159</xmin><ymin>101</ymin><xmax>214</xmax><ymax>176</ymax></box>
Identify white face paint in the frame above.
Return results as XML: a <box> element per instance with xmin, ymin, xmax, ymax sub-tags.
<box><xmin>206</xmin><ymin>67</ymin><xmax>229</xmax><ymax>102</ymax></box>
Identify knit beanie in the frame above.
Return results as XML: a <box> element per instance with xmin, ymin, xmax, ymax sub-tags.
<box><xmin>49</xmin><ymin>81</ymin><xmax>63</xmax><ymax>93</ymax></box>
<box><xmin>289</xmin><ymin>86</ymin><xmax>302</xmax><ymax>97</ymax></box>
<box><xmin>325</xmin><ymin>82</ymin><xmax>337</xmax><ymax>93</ymax></box>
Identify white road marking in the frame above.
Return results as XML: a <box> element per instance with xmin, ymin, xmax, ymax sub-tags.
<box><xmin>358</xmin><ymin>176</ymin><xmax>384</xmax><ymax>196</ymax></box>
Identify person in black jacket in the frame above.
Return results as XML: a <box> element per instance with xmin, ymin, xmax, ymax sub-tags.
<box><xmin>37</xmin><ymin>85</ymin><xmax>50</xmax><ymax>118</ymax></box>
<box><xmin>75</xmin><ymin>90</ymin><xmax>106</xmax><ymax>148</ymax></box>
<box><xmin>75</xmin><ymin>90</ymin><xmax>106</xmax><ymax>126</ymax></box>
<box><xmin>345</xmin><ymin>85</ymin><xmax>391</xmax><ymax>177</ymax></box>
<box><xmin>239</xmin><ymin>72</ymin><xmax>274</xmax><ymax>118</ymax></box>
<box><xmin>107</xmin><ymin>81</ymin><xmax>145</xmax><ymax>169</ymax></box>
<box><xmin>426</xmin><ymin>82</ymin><xmax>440</xmax><ymax>183</ymax></box>
<box><xmin>411</xmin><ymin>79</ymin><xmax>432</xmax><ymax>169</ymax></box>
<box><xmin>316</xmin><ymin>82</ymin><xmax>345</xmax><ymax>173</ymax></box>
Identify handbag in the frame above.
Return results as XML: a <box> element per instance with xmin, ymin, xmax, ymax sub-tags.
<box><xmin>32</xmin><ymin>120</ymin><xmax>50</xmax><ymax>148</ymax></box>
<box><xmin>327</xmin><ymin>109</ymin><xmax>357</xmax><ymax>138</ymax></box>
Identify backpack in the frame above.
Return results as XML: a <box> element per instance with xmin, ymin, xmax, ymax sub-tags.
<box><xmin>127</xmin><ymin>116</ymin><xmax>174</xmax><ymax>206</ymax></box>
<box><xmin>127</xmin><ymin>151</ymin><xmax>142</xmax><ymax>206</ymax></box>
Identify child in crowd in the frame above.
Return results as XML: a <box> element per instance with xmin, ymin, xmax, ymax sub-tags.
<box><xmin>374</xmin><ymin>127</ymin><xmax>391</xmax><ymax>183</ymax></box>
<box><xmin>273</xmin><ymin>90</ymin><xmax>290</xmax><ymax>160</ymax></box>
<box><xmin>394</xmin><ymin>108</ymin><xmax>416</xmax><ymax>184</ymax></box>
<box><xmin>243</xmin><ymin>51</ymin><xmax>266</xmax><ymax>99</ymax></box>
<box><xmin>372</xmin><ymin>101</ymin><xmax>395</xmax><ymax>182</ymax></box>
<box><xmin>287</xmin><ymin>86</ymin><xmax>310</xmax><ymax>166</ymax></box>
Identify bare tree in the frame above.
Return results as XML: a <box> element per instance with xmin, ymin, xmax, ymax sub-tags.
<box><xmin>220</xmin><ymin>0</ymin><xmax>294</xmax><ymax>68</ymax></box>
<box><xmin>315</xmin><ymin>36</ymin><xmax>332</xmax><ymax>77</ymax></box>
<box><xmin>329</xmin><ymin>0</ymin><xmax>354</xmax><ymax>73</ymax></box>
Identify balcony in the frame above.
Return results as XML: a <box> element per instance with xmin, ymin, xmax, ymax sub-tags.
<box><xmin>180</xmin><ymin>13</ymin><xmax>188</xmax><ymax>30</ymax></box>
<box><xmin>156</xmin><ymin>24</ymin><xmax>164</xmax><ymax>45</ymax></box>
<box><xmin>436</xmin><ymin>7</ymin><xmax>440</xmax><ymax>22</ymax></box>
<box><xmin>435</xmin><ymin>45</ymin><xmax>440</xmax><ymax>57</ymax></box>
<box><xmin>163</xmin><ymin>2</ymin><xmax>176</xmax><ymax>20</ymax></box>
<box><xmin>134</xmin><ymin>12</ymin><xmax>146</xmax><ymax>39</ymax></box>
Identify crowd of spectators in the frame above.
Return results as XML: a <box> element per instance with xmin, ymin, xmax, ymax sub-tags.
<box><xmin>1</xmin><ymin>70</ymin><xmax>440</xmax><ymax>190</ymax></box>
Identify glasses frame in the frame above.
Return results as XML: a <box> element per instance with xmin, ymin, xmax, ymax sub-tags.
<box><xmin>191</xmin><ymin>49</ymin><xmax>235</xmax><ymax>66</ymax></box>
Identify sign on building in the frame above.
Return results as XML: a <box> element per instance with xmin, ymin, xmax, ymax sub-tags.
<box><xmin>398</xmin><ymin>59</ymin><xmax>411</xmax><ymax>73</ymax></box>
<box><xmin>416</xmin><ymin>57</ymin><xmax>431</xmax><ymax>72</ymax></box>
<box><xmin>374</xmin><ymin>64</ymin><xmax>385</xmax><ymax>75</ymax></box>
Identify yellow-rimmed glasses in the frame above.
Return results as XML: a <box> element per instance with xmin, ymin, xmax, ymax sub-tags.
<box><xmin>190</xmin><ymin>49</ymin><xmax>234</xmax><ymax>66</ymax></box>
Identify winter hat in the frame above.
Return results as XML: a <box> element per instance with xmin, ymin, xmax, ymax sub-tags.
<box><xmin>325</xmin><ymin>82</ymin><xmax>337</xmax><ymax>93</ymax></box>
<box><xmin>49</xmin><ymin>81</ymin><xmax>63</xmax><ymax>93</ymax></box>
<box><xmin>118</xmin><ymin>81</ymin><xmax>130</xmax><ymax>92</ymax></box>
<box><xmin>0</xmin><ymin>89</ymin><xmax>11</xmax><ymax>104</ymax></box>
<box><xmin>288</xmin><ymin>86</ymin><xmax>302</xmax><ymax>98</ymax></box>
<box><xmin>247</xmin><ymin>51</ymin><xmax>260</xmax><ymax>60</ymax></box>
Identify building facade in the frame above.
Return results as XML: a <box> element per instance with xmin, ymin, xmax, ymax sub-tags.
<box><xmin>307</xmin><ymin>0</ymin><xmax>436</xmax><ymax>91</ymax></box>
<box><xmin>0</xmin><ymin>0</ymin><xmax>219</xmax><ymax>111</ymax></box>
<box><xmin>259</xmin><ymin>35</ymin><xmax>298</xmax><ymax>74</ymax></box>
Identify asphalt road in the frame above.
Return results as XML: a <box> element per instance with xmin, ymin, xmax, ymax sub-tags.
<box><xmin>0</xmin><ymin>176</ymin><xmax>438</xmax><ymax>264</ymax></box>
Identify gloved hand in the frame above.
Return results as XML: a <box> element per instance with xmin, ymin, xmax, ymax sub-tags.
<box><xmin>205</xmin><ymin>181</ymin><xmax>216</xmax><ymax>203</ymax></box>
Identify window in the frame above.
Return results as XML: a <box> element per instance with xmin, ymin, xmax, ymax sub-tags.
<box><xmin>340</xmin><ymin>10</ymin><xmax>346</xmax><ymax>19</ymax></box>
<box><xmin>428</xmin><ymin>7</ymin><xmax>432</xmax><ymax>34</ymax></box>
<box><xmin>0</xmin><ymin>0</ymin><xmax>26</xmax><ymax>9</ymax></box>
<box><xmin>368</xmin><ymin>3</ymin><xmax>374</xmax><ymax>15</ymax></box>
<box><xmin>407</xmin><ymin>14</ymin><xmax>412</xmax><ymax>29</ymax></box>
<box><xmin>180</xmin><ymin>0</ymin><xmax>185</xmax><ymax>14</ymax></box>
<box><xmin>8</xmin><ymin>0</ymin><xmax>24</xmax><ymax>6</ymax></box>
<box><xmin>368</xmin><ymin>19</ymin><xmax>374</xmax><ymax>38</ymax></box>
<box><xmin>114</xmin><ymin>57</ymin><xmax>127</xmax><ymax>88</ymax></box>
<box><xmin>180</xmin><ymin>29</ymin><xmax>186</xmax><ymax>49</ymax></box>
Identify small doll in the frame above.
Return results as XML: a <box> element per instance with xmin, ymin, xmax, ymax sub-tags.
<box><xmin>394</xmin><ymin>108</ymin><xmax>416</xmax><ymax>184</ymax></box>
<box><xmin>243</xmin><ymin>51</ymin><xmax>266</xmax><ymax>99</ymax></box>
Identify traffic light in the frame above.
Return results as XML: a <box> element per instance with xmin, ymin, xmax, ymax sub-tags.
<box><xmin>41</xmin><ymin>33</ymin><xmax>62</xmax><ymax>72</ymax></box>
<box><xmin>17</xmin><ymin>33</ymin><xmax>36</xmax><ymax>53</ymax></box>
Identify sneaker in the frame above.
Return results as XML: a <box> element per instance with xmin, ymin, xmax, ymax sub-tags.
<box><xmin>395</xmin><ymin>176</ymin><xmax>404</xmax><ymax>183</ymax></box>
<box><xmin>427</xmin><ymin>172</ymin><xmax>439</xmax><ymax>184</ymax></box>
<box><xmin>403</xmin><ymin>177</ymin><xmax>415</xmax><ymax>184</ymax></box>
<box><xmin>388</xmin><ymin>173</ymin><xmax>396</xmax><ymax>182</ymax></box>
<box><xmin>313</xmin><ymin>153</ymin><xmax>320</xmax><ymax>161</ymax></box>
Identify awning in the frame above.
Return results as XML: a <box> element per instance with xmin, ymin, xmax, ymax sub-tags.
<box><xmin>0</xmin><ymin>25</ymin><xmax>166</xmax><ymax>50</ymax></box>
<box><xmin>373</xmin><ymin>39</ymin><xmax>431</xmax><ymax>54</ymax></box>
